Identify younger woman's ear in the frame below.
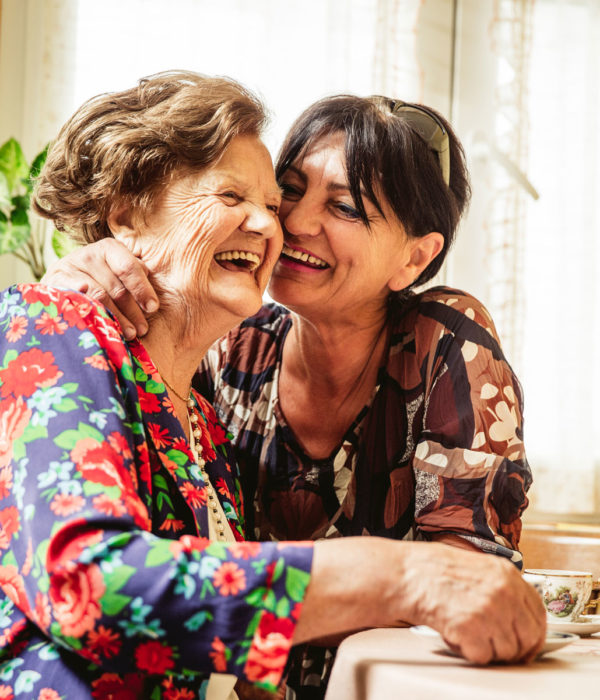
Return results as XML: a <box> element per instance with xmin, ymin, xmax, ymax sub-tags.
<box><xmin>388</xmin><ymin>232</ymin><xmax>445</xmax><ymax>292</ymax></box>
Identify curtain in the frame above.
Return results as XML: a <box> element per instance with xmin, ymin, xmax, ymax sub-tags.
<box><xmin>520</xmin><ymin>0</ymin><xmax>600</xmax><ymax>517</ymax></box>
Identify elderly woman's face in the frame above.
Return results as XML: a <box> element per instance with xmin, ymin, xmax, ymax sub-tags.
<box><xmin>117</xmin><ymin>135</ymin><xmax>282</xmax><ymax>323</ymax></box>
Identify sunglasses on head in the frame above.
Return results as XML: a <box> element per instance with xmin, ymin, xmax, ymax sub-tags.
<box><xmin>388</xmin><ymin>100</ymin><xmax>451</xmax><ymax>187</ymax></box>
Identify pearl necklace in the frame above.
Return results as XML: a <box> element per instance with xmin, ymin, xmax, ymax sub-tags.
<box><xmin>187</xmin><ymin>397</ymin><xmax>227</xmax><ymax>542</ymax></box>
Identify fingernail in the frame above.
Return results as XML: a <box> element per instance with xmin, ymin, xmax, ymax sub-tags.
<box><xmin>144</xmin><ymin>299</ymin><xmax>159</xmax><ymax>313</ymax></box>
<box><xmin>124</xmin><ymin>326</ymin><xmax>137</xmax><ymax>340</ymax></box>
<box><xmin>137</xmin><ymin>323</ymin><xmax>148</xmax><ymax>337</ymax></box>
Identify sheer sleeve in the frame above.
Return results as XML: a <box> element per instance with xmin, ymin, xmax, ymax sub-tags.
<box><xmin>411</xmin><ymin>289</ymin><xmax>531</xmax><ymax>564</ymax></box>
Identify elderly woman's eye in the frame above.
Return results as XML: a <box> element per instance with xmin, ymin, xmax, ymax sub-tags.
<box><xmin>222</xmin><ymin>191</ymin><xmax>242</xmax><ymax>203</ymax></box>
<box><xmin>267</xmin><ymin>204</ymin><xmax>280</xmax><ymax>214</ymax></box>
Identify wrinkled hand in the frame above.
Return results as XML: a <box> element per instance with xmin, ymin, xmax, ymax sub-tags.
<box><xmin>42</xmin><ymin>238</ymin><xmax>158</xmax><ymax>339</ymax></box>
<box><xmin>405</xmin><ymin>543</ymin><xmax>546</xmax><ymax>665</ymax></box>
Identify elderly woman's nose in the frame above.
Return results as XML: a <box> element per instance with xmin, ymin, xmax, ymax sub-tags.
<box><xmin>241</xmin><ymin>202</ymin><xmax>279</xmax><ymax>237</ymax></box>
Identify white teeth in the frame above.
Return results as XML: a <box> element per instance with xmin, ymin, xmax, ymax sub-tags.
<box><xmin>282</xmin><ymin>244</ymin><xmax>328</xmax><ymax>268</ymax></box>
<box><xmin>214</xmin><ymin>250</ymin><xmax>261</xmax><ymax>270</ymax></box>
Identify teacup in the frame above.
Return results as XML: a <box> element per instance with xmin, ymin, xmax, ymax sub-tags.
<box><xmin>524</xmin><ymin>569</ymin><xmax>594</xmax><ymax>622</ymax></box>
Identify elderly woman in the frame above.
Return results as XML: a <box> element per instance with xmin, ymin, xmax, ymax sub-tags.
<box><xmin>22</xmin><ymin>76</ymin><xmax>545</xmax><ymax>699</ymax></box>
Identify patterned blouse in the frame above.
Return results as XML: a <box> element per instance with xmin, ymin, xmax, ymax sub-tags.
<box><xmin>0</xmin><ymin>284</ymin><xmax>313</xmax><ymax>699</ymax></box>
<box><xmin>197</xmin><ymin>287</ymin><xmax>533</xmax><ymax>695</ymax></box>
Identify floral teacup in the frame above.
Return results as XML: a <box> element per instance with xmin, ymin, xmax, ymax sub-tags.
<box><xmin>524</xmin><ymin>569</ymin><xmax>593</xmax><ymax>622</ymax></box>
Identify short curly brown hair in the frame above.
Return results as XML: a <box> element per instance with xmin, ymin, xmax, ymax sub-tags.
<box><xmin>33</xmin><ymin>70</ymin><xmax>268</xmax><ymax>243</ymax></box>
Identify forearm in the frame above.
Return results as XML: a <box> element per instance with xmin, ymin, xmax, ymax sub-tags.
<box><xmin>293</xmin><ymin>537</ymin><xmax>420</xmax><ymax>644</ymax></box>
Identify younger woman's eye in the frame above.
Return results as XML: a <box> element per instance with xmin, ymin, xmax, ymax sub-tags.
<box><xmin>334</xmin><ymin>202</ymin><xmax>361</xmax><ymax>219</ymax></box>
<box><xmin>280</xmin><ymin>182</ymin><xmax>303</xmax><ymax>200</ymax></box>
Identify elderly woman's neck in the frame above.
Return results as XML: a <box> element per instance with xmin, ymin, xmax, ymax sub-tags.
<box><xmin>140</xmin><ymin>306</ymin><xmax>221</xmax><ymax>396</ymax></box>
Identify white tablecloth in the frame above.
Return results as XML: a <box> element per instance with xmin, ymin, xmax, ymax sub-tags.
<box><xmin>324</xmin><ymin>628</ymin><xmax>600</xmax><ymax>700</ymax></box>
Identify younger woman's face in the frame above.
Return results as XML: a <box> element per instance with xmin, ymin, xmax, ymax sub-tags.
<box><xmin>269</xmin><ymin>132</ymin><xmax>423</xmax><ymax>323</ymax></box>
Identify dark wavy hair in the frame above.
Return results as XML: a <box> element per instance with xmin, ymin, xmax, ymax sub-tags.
<box><xmin>33</xmin><ymin>70</ymin><xmax>268</xmax><ymax>244</ymax></box>
<box><xmin>275</xmin><ymin>95</ymin><xmax>471</xmax><ymax>286</ymax></box>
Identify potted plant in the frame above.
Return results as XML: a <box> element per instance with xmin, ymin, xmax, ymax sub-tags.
<box><xmin>0</xmin><ymin>138</ymin><xmax>77</xmax><ymax>281</ymax></box>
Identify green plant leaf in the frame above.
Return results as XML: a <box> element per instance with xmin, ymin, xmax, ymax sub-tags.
<box><xmin>0</xmin><ymin>218</ymin><xmax>30</xmax><ymax>254</ymax></box>
<box><xmin>0</xmin><ymin>172</ymin><xmax>10</xmax><ymax>215</ymax></box>
<box><xmin>29</xmin><ymin>145</ymin><xmax>48</xmax><ymax>180</ymax></box>
<box><xmin>51</xmin><ymin>229</ymin><xmax>80</xmax><ymax>258</ymax></box>
<box><xmin>0</xmin><ymin>138</ymin><xmax>29</xmax><ymax>194</ymax></box>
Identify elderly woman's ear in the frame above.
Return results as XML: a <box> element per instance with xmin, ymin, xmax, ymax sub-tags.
<box><xmin>388</xmin><ymin>231</ymin><xmax>444</xmax><ymax>292</ymax></box>
<box><xmin>107</xmin><ymin>204</ymin><xmax>137</xmax><ymax>242</ymax></box>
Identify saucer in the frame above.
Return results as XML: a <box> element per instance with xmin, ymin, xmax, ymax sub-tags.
<box><xmin>547</xmin><ymin>614</ymin><xmax>600</xmax><ymax>636</ymax></box>
<box><xmin>410</xmin><ymin>625</ymin><xmax>579</xmax><ymax>658</ymax></box>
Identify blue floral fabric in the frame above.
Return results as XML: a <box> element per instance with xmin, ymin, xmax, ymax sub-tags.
<box><xmin>0</xmin><ymin>284</ymin><xmax>313</xmax><ymax>699</ymax></box>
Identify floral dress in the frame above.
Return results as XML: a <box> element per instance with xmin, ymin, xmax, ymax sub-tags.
<box><xmin>0</xmin><ymin>284</ymin><xmax>313</xmax><ymax>699</ymax></box>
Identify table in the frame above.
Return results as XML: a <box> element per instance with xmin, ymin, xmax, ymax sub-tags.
<box><xmin>324</xmin><ymin>628</ymin><xmax>600</xmax><ymax>699</ymax></box>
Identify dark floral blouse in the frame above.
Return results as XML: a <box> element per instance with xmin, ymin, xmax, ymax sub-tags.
<box><xmin>197</xmin><ymin>286</ymin><xmax>533</xmax><ymax>697</ymax></box>
<box><xmin>0</xmin><ymin>284</ymin><xmax>313</xmax><ymax>699</ymax></box>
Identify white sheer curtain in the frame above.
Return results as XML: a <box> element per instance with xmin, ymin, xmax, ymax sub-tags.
<box><xmin>448</xmin><ymin>0</ymin><xmax>600</xmax><ymax>520</ymax></box>
<box><xmin>520</xmin><ymin>0</ymin><xmax>600</xmax><ymax>517</ymax></box>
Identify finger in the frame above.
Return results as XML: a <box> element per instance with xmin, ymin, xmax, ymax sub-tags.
<box><xmin>100</xmin><ymin>241</ymin><xmax>159</xmax><ymax>315</ymax></box>
<box><xmin>87</xmin><ymin>287</ymin><xmax>141</xmax><ymax>340</ymax></box>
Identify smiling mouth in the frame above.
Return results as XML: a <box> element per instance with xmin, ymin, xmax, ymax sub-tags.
<box><xmin>280</xmin><ymin>244</ymin><xmax>329</xmax><ymax>269</ymax></box>
<box><xmin>214</xmin><ymin>250</ymin><xmax>261</xmax><ymax>272</ymax></box>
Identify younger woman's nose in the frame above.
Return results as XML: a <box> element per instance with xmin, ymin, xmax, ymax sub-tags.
<box><xmin>280</xmin><ymin>199</ymin><xmax>322</xmax><ymax>237</ymax></box>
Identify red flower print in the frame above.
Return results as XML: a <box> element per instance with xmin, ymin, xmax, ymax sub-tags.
<box><xmin>172</xmin><ymin>437</ymin><xmax>188</xmax><ymax>452</ymax></box>
<box><xmin>5</xmin><ymin>315</ymin><xmax>27</xmax><ymax>342</ymax></box>
<box><xmin>87</xmin><ymin>624</ymin><xmax>121</xmax><ymax>659</ymax></box>
<box><xmin>191</xmin><ymin>412</ymin><xmax>216</xmax><ymax>462</ymax></box>
<box><xmin>163</xmin><ymin>687</ymin><xmax>195</xmax><ymax>700</ymax></box>
<box><xmin>134</xmin><ymin>640</ymin><xmax>175</xmax><ymax>674</ymax></box>
<box><xmin>50</xmin><ymin>493</ymin><xmax>85</xmax><ymax>516</ymax></box>
<box><xmin>84</xmin><ymin>355</ymin><xmax>109</xmax><ymax>371</ymax></box>
<box><xmin>49</xmin><ymin>562</ymin><xmax>105</xmax><ymax>637</ymax></box>
<box><xmin>19</xmin><ymin>283</ymin><xmax>61</xmax><ymax>306</ymax></box>
<box><xmin>169</xmin><ymin>535</ymin><xmax>211</xmax><ymax>558</ymax></box>
<box><xmin>33</xmin><ymin>592</ymin><xmax>51</xmax><ymax>631</ymax></box>
<box><xmin>92</xmin><ymin>493</ymin><xmax>126</xmax><ymax>517</ymax></box>
<box><xmin>0</xmin><ymin>566</ymin><xmax>31</xmax><ymax>615</ymax></box>
<box><xmin>227</xmin><ymin>542</ymin><xmax>262</xmax><ymax>560</ymax></box>
<box><xmin>0</xmin><ymin>348</ymin><xmax>63</xmax><ymax>398</ymax></box>
<box><xmin>22</xmin><ymin>538</ymin><xmax>33</xmax><ymax>577</ymax></box>
<box><xmin>212</xmin><ymin>562</ymin><xmax>246</xmax><ymax>596</ymax></box>
<box><xmin>0</xmin><ymin>467</ymin><xmax>13</xmax><ymax>500</ymax></box>
<box><xmin>57</xmin><ymin>296</ymin><xmax>92</xmax><ymax>329</ymax></box>
<box><xmin>70</xmin><ymin>437</ymin><xmax>125</xmax><ymax>489</ymax></box>
<box><xmin>46</xmin><ymin>523</ymin><xmax>103</xmax><ymax>572</ymax></box>
<box><xmin>244</xmin><ymin>613</ymin><xmax>295</xmax><ymax>687</ymax></box>
<box><xmin>180</xmin><ymin>482</ymin><xmax>207</xmax><ymax>509</ymax></box>
<box><xmin>34</xmin><ymin>312</ymin><xmax>67</xmax><ymax>336</ymax></box>
<box><xmin>107</xmin><ymin>431</ymin><xmax>133</xmax><ymax>460</ymax></box>
<box><xmin>0</xmin><ymin>685</ymin><xmax>13</xmax><ymax>700</ymax></box>
<box><xmin>0</xmin><ymin>506</ymin><xmax>20</xmax><ymax>548</ymax></box>
<box><xmin>0</xmin><ymin>396</ymin><xmax>31</xmax><ymax>469</ymax></box>
<box><xmin>148</xmin><ymin>423</ymin><xmax>171</xmax><ymax>448</ymax></box>
<box><xmin>208</xmin><ymin>420</ymin><xmax>229</xmax><ymax>446</ymax></box>
<box><xmin>162</xmin><ymin>396</ymin><xmax>175</xmax><ymax>414</ymax></box>
<box><xmin>215</xmin><ymin>477</ymin><xmax>232</xmax><ymax>499</ymax></box>
<box><xmin>159</xmin><ymin>517</ymin><xmax>185</xmax><ymax>532</ymax></box>
<box><xmin>137</xmin><ymin>387</ymin><xmax>161</xmax><ymax>413</ymax></box>
<box><xmin>91</xmin><ymin>673</ymin><xmax>144</xmax><ymax>700</ymax></box>
<box><xmin>37</xmin><ymin>689</ymin><xmax>61</xmax><ymax>700</ymax></box>
<box><xmin>209</xmin><ymin>636</ymin><xmax>228</xmax><ymax>672</ymax></box>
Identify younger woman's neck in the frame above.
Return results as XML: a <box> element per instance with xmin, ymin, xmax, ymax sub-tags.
<box><xmin>285</xmin><ymin>310</ymin><xmax>388</xmax><ymax>397</ymax></box>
